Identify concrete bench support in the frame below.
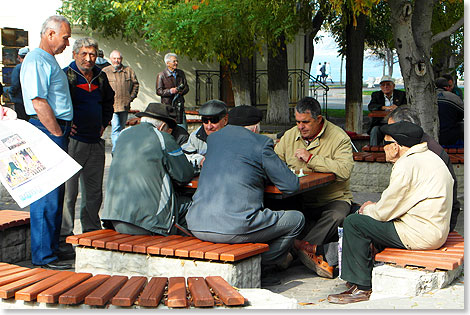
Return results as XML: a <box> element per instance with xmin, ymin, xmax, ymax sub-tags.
<box><xmin>371</xmin><ymin>263</ymin><xmax>464</xmax><ymax>298</ymax></box>
<box><xmin>74</xmin><ymin>247</ymin><xmax>262</xmax><ymax>289</ymax></box>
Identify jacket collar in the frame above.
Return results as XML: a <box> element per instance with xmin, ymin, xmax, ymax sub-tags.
<box><xmin>196</xmin><ymin>125</ymin><xmax>208</xmax><ymax>142</ymax></box>
<box><xmin>294</xmin><ymin>118</ymin><xmax>329</xmax><ymax>149</ymax></box>
<box><xmin>67</xmin><ymin>61</ymin><xmax>102</xmax><ymax>82</ymax></box>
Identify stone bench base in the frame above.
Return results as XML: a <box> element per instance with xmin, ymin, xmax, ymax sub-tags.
<box><xmin>75</xmin><ymin>246</ymin><xmax>262</xmax><ymax>288</ymax></box>
<box><xmin>371</xmin><ymin>263</ymin><xmax>464</xmax><ymax>298</ymax></box>
<box><xmin>0</xmin><ymin>225</ymin><xmax>31</xmax><ymax>263</ymax></box>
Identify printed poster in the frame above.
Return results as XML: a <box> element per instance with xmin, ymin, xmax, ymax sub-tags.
<box><xmin>0</xmin><ymin>119</ymin><xmax>81</xmax><ymax>208</ymax></box>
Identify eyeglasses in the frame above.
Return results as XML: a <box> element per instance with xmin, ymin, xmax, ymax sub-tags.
<box><xmin>202</xmin><ymin>116</ymin><xmax>221</xmax><ymax>124</ymax></box>
<box><xmin>383</xmin><ymin>140</ymin><xmax>397</xmax><ymax>146</ymax></box>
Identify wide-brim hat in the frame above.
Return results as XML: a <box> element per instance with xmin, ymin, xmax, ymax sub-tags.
<box><xmin>135</xmin><ymin>102</ymin><xmax>177</xmax><ymax>128</ymax></box>
<box><xmin>380</xmin><ymin>121</ymin><xmax>423</xmax><ymax>148</ymax></box>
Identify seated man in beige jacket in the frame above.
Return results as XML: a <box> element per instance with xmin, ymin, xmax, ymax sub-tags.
<box><xmin>275</xmin><ymin>97</ymin><xmax>354</xmax><ymax>278</ymax></box>
<box><xmin>327</xmin><ymin>121</ymin><xmax>453</xmax><ymax>304</ymax></box>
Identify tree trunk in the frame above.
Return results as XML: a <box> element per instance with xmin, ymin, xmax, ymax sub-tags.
<box><xmin>344</xmin><ymin>12</ymin><xmax>366</xmax><ymax>133</ymax></box>
<box><xmin>267</xmin><ymin>34</ymin><xmax>290</xmax><ymax>124</ymax></box>
<box><xmin>230</xmin><ymin>57</ymin><xmax>254</xmax><ymax>106</ymax></box>
<box><xmin>388</xmin><ymin>0</ymin><xmax>438</xmax><ymax>138</ymax></box>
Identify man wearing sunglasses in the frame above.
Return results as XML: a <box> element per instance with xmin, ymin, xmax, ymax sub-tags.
<box><xmin>328</xmin><ymin>121</ymin><xmax>453</xmax><ymax>304</ymax></box>
<box><xmin>182</xmin><ymin>99</ymin><xmax>228</xmax><ymax>167</ymax></box>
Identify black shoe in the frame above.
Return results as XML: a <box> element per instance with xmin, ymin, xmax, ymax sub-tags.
<box><xmin>42</xmin><ymin>259</ymin><xmax>72</xmax><ymax>270</ymax></box>
<box><xmin>57</xmin><ymin>251</ymin><xmax>76</xmax><ymax>261</ymax></box>
<box><xmin>261</xmin><ymin>274</ymin><xmax>281</xmax><ymax>287</ymax></box>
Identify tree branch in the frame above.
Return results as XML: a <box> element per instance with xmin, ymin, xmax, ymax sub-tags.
<box><xmin>431</xmin><ymin>16</ymin><xmax>464</xmax><ymax>45</ymax></box>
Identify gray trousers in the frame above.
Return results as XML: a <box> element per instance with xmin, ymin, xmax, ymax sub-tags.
<box><xmin>300</xmin><ymin>200</ymin><xmax>351</xmax><ymax>245</ymax></box>
<box><xmin>61</xmin><ymin>139</ymin><xmax>105</xmax><ymax>237</ymax></box>
<box><xmin>191</xmin><ymin>210</ymin><xmax>305</xmax><ymax>266</ymax></box>
<box><xmin>369</xmin><ymin>125</ymin><xmax>384</xmax><ymax>146</ymax></box>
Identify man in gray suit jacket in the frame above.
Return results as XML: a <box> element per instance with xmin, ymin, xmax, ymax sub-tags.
<box><xmin>186</xmin><ymin>105</ymin><xmax>305</xmax><ymax>286</ymax></box>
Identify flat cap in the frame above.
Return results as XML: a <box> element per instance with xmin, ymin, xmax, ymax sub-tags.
<box><xmin>18</xmin><ymin>47</ymin><xmax>29</xmax><ymax>57</ymax></box>
<box><xmin>198</xmin><ymin>99</ymin><xmax>227</xmax><ymax>117</ymax></box>
<box><xmin>380</xmin><ymin>121</ymin><xmax>423</xmax><ymax>148</ymax></box>
<box><xmin>228</xmin><ymin>105</ymin><xmax>263</xmax><ymax>126</ymax></box>
<box><xmin>435</xmin><ymin>77</ymin><xmax>450</xmax><ymax>89</ymax></box>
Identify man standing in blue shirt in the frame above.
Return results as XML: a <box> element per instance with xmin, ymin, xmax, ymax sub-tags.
<box><xmin>20</xmin><ymin>15</ymin><xmax>73</xmax><ymax>270</ymax></box>
<box><xmin>59</xmin><ymin>37</ymin><xmax>114</xmax><ymax>260</ymax></box>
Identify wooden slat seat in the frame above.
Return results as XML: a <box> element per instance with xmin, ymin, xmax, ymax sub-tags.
<box><xmin>167</xmin><ymin>277</ymin><xmax>187</xmax><ymax>308</ymax></box>
<box><xmin>0</xmin><ymin>210</ymin><xmax>30</xmax><ymax>231</ymax></box>
<box><xmin>188</xmin><ymin>277</ymin><xmax>214</xmax><ymax>307</ymax></box>
<box><xmin>15</xmin><ymin>270</ymin><xmax>75</xmax><ymax>301</ymax></box>
<box><xmin>66</xmin><ymin>229</ymin><xmax>116</xmax><ymax>245</ymax></box>
<box><xmin>0</xmin><ymin>269</ymin><xmax>58</xmax><ymax>299</ymax></box>
<box><xmin>147</xmin><ymin>236</ymin><xmax>194</xmax><ymax>255</ymax></box>
<box><xmin>59</xmin><ymin>274</ymin><xmax>110</xmax><ymax>305</ymax></box>
<box><xmin>104</xmin><ymin>235</ymin><xmax>150</xmax><ymax>251</ymax></box>
<box><xmin>0</xmin><ymin>268</ymin><xmax>46</xmax><ymax>287</ymax></box>
<box><xmin>111</xmin><ymin>276</ymin><xmax>147</xmax><ymax>307</ymax></box>
<box><xmin>138</xmin><ymin>277</ymin><xmax>167</xmax><ymax>307</ymax></box>
<box><xmin>375</xmin><ymin>232</ymin><xmax>464</xmax><ymax>271</ymax></box>
<box><xmin>37</xmin><ymin>272</ymin><xmax>93</xmax><ymax>303</ymax></box>
<box><xmin>205</xmin><ymin>276</ymin><xmax>245</xmax><ymax>306</ymax></box>
<box><xmin>84</xmin><ymin>275</ymin><xmax>128</xmax><ymax>306</ymax></box>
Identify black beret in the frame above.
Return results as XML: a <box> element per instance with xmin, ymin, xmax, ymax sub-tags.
<box><xmin>228</xmin><ymin>105</ymin><xmax>263</xmax><ymax>126</ymax></box>
<box><xmin>198</xmin><ymin>100</ymin><xmax>227</xmax><ymax>117</ymax></box>
<box><xmin>380</xmin><ymin>121</ymin><xmax>423</xmax><ymax>148</ymax></box>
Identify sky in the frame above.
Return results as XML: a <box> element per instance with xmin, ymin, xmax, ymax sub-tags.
<box><xmin>310</xmin><ymin>31</ymin><xmax>402</xmax><ymax>83</ymax></box>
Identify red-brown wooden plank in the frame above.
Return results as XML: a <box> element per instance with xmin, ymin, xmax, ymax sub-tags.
<box><xmin>119</xmin><ymin>235</ymin><xmax>155</xmax><ymax>252</ymax></box>
<box><xmin>0</xmin><ymin>265</ymin><xmax>22</xmax><ymax>272</ymax></box>
<box><xmin>111</xmin><ymin>276</ymin><xmax>147</xmax><ymax>307</ymax></box>
<box><xmin>138</xmin><ymin>277</ymin><xmax>167</xmax><ymax>307</ymax></box>
<box><xmin>106</xmin><ymin>235</ymin><xmax>150</xmax><ymax>251</ymax></box>
<box><xmin>66</xmin><ymin>229</ymin><xmax>116</xmax><ymax>245</ymax></box>
<box><xmin>205</xmin><ymin>276</ymin><xmax>245</xmax><ymax>306</ymax></box>
<box><xmin>0</xmin><ymin>269</ymin><xmax>58</xmax><ymax>299</ymax></box>
<box><xmin>132</xmin><ymin>235</ymin><xmax>173</xmax><ymax>253</ymax></box>
<box><xmin>160</xmin><ymin>238</ymin><xmax>201</xmax><ymax>256</ymax></box>
<box><xmin>15</xmin><ymin>270</ymin><xmax>75</xmax><ymax>301</ymax></box>
<box><xmin>59</xmin><ymin>274</ymin><xmax>110</xmax><ymax>305</ymax></box>
<box><xmin>167</xmin><ymin>277</ymin><xmax>188</xmax><ymax>308</ymax></box>
<box><xmin>78</xmin><ymin>231</ymin><xmax>120</xmax><ymax>246</ymax></box>
<box><xmin>377</xmin><ymin>248</ymin><xmax>463</xmax><ymax>262</ymax></box>
<box><xmin>375</xmin><ymin>250</ymin><xmax>460</xmax><ymax>271</ymax></box>
<box><xmin>187</xmin><ymin>277</ymin><xmax>214</xmax><ymax>307</ymax></box>
<box><xmin>0</xmin><ymin>268</ymin><xmax>46</xmax><ymax>287</ymax></box>
<box><xmin>37</xmin><ymin>272</ymin><xmax>93</xmax><ymax>304</ymax></box>
<box><xmin>175</xmin><ymin>241</ymin><xmax>215</xmax><ymax>258</ymax></box>
<box><xmin>219</xmin><ymin>243</ymin><xmax>270</xmax><ymax>262</ymax></box>
<box><xmin>146</xmin><ymin>236</ymin><xmax>192</xmax><ymax>255</ymax></box>
<box><xmin>205</xmin><ymin>244</ymin><xmax>252</xmax><ymax>261</ymax></box>
<box><xmin>91</xmin><ymin>233</ymin><xmax>132</xmax><ymax>248</ymax></box>
<box><xmin>0</xmin><ymin>266</ymin><xmax>29</xmax><ymax>278</ymax></box>
<box><xmin>84</xmin><ymin>275</ymin><xmax>128</xmax><ymax>306</ymax></box>
<box><xmin>190</xmin><ymin>243</ymin><xmax>232</xmax><ymax>259</ymax></box>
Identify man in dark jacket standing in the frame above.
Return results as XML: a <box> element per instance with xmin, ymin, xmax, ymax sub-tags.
<box><xmin>186</xmin><ymin>105</ymin><xmax>305</xmax><ymax>286</ymax></box>
<box><xmin>7</xmin><ymin>47</ymin><xmax>29</xmax><ymax>120</ymax></box>
<box><xmin>367</xmin><ymin>76</ymin><xmax>407</xmax><ymax>145</ymax></box>
<box><xmin>59</xmin><ymin>37</ymin><xmax>114</xmax><ymax>259</ymax></box>
<box><xmin>156</xmin><ymin>53</ymin><xmax>189</xmax><ymax>129</ymax></box>
<box><xmin>101</xmin><ymin>103</ymin><xmax>194</xmax><ymax>235</ymax></box>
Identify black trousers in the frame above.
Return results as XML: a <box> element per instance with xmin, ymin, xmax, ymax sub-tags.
<box><xmin>340</xmin><ymin>214</ymin><xmax>405</xmax><ymax>287</ymax></box>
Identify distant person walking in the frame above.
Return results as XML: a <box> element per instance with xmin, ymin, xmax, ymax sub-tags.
<box><xmin>315</xmin><ymin>62</ymin><xmax>322</xmax><ymax>81</ymax></box>
<box><xmin>325</xmin><ymin>62</ymin><xmax>333</xmax><ymax>84</ymax></box>
<box><xmin>103</xmin><ymin>50</ymin><xmax>139</xmax><ymax>152</ymax></box>
<box><xmin>320</xmin><ymin>62</ymin><xmax>327</xmax><ymax>84</ymax></box>
<box><xmin>7</xmin><ymin>47</ymin><xmax>29</xmax><ymax>120</ymax></box>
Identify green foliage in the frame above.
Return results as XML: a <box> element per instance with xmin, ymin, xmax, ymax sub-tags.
<box><xmin>59</xmin><ymin>0</ymin><xmax>314</xmax><ymax>68</ymax></box>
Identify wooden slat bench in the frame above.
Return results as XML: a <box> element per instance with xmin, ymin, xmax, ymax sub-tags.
<box><xmin>0</xmin><ymin>264</ymin><xmax>246</xmax><ymax>308</ymax></box>
<box><xmin>0</xmin><ymin>210</ymin><xmax>31</xmax><ymax>264</ymax></box>
<box><xmin>375</xmin><ymin>231</ymin><xmax>464</xmax><ymax>271</ymax></box>
<box><xmin>0</xmin><ymin>210</ymin><xmax>30</xmax><ymax>231</ymax></box>
<box><xmin>66</xmin><ymin>229</ymin><xmax>269</xmax><ymax>262</ymax></box>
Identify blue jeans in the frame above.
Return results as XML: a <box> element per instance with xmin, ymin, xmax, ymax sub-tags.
<box><xmin>29</xmin><ymin>119</ymin><xmax>70</xmax><ymax>265</ymax></box>
<box><xmin>111</xmin><ymin>111</ymin><xmax>128</xmax><ymax>152</ymax></box>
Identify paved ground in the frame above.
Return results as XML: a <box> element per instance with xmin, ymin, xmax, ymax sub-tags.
<box><xmin>1</xmin><ymin>127</ymin><xmax>465</xmax><ymax>310</ymax></box>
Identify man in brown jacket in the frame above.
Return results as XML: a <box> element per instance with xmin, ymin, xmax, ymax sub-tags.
<box><xmin>103</xmin><ymin>50</ymin><xmax>139</xmax><ymax>152</ymax></box>
<box><xmin>156</xmin><ymin>53</ymin><xmax>189</xmax><ymax>129</ymax></box>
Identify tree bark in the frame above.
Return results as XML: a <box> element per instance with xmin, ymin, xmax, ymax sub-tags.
<box><xmin>388</xmin><ymin>0</ymin><xmax>438</xmax><ymax>138</ymax></box>
<box><xmin>267</xmin><ymin>34</ymin><xmax>290</xmax><ymax>124</ymax></box>
<box><xmin>230</xmin><ymin>57</ymin><xmax>254</xmax><ymax>106</ymax></box>
<box><xmin>344</xmin><ymin>12</ymin><xmax>366</xmax><ymax>133</ymax></box>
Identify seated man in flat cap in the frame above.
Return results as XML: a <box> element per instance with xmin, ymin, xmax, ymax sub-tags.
<box><xmin>101</xmin><ymin>103</ymin><xmax>194</xmax><ymax>235</ymax></box>
<box><xmin>182</xmin><ymin>99</ymin><xmax>228</xmax><ymax>167</ymax></box>
<box><xmin>186</xmin><ymin>105</ymin><xmax>305</xmax><ymax>286</ymax></box>
<box><xmin>275</xmin><ymin>96</ymin><xmax>354</xmax><ymax>279</ymax></box>
<box><xmin>328</xmin><ymin>121</ymin><xmax>453</xmax><ymax>304</ymax></box>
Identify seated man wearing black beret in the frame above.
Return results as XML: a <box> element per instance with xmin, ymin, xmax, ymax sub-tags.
<box><xmin>182</xmin><ymin>99</ymin><xmax>228</xmax><ymax>167</ymax></box>
<box><xmin>328</xmin><ymin>121</ymin><xmax>454</xmax><ymax>304</ymax></box>
<box><xmin>186</xmin><ymin>105</ymin><xmax>305</xmax><ymax>286</ymax></box>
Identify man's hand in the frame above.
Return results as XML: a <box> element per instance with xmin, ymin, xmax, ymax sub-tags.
<box><xmin>384</xmin><ymin>104</ymin><xmax>398</xmax><ymax>111</ymax></box>
<box><xmin>358</xmin><ymin>201</ymin><xmax>375</xmax><ymax>214</ymax></box>
<box><xmin>32</xmin><ymin>97</ymin><xmax>63</xmax><ymax>136</ymax></box>
<box><xmin>294</xmin><ymin>148</ymin><xmax>311</xmax><ymax>163</ymax></box>
<box><xmin>170</xmin><ymin>87</ymin><xmax>178</xmax><ymax>94</ymax></box>
<box><xmin>200</xmin><ymin>156</ymin><xmax>205</xmax><ymax>167</ymax></box>
<box><xmin>69</xmin><ymin>124</ymin><xmax>78</xmax><ymax>137</ymax></box>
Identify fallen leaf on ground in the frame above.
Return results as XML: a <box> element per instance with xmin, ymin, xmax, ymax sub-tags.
<box><xmin>298</xmin><ymin>302</ymin><xmax>316</xmax><ymax>305</ymax></box>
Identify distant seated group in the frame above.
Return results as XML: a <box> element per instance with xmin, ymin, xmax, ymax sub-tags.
<box><xmin>367</xmin><ymin>75</ymin><xmax>463</xmax><ymax>147</ymax></box>
<box><xmin>99</xmin><ymin>95</ymin><xmax>458</xmax><ymax>304</ymax></box>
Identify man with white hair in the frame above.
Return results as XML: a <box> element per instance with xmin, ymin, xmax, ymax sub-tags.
<box><xmin>156</xmin><ymin>52</ymin><xmax>189</xmax><ymax>129</ymax></box>
<box><xmin>186</xmin><ymin>105</ymin><xmax>304</xmax><ymax>286</ymax></box>
<box><xmin>20</xmin><ymin>15</ymin><xmax>73</xmax><ymax>269</ymax></box>
<box><xmin>102</xmin><ymin>50</ymin><xmax>139</xmax><ymax>152</ymax></box>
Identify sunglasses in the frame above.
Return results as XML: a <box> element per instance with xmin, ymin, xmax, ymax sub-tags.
<box><xmin>383</xmin><ymin>140</ymin><xmax>397</xmax><ymax>146</ymax></box>
<box><xmin>202</xmin><ymin>116</ymin><xmax>221</xmax><ymax>124</ymax></box>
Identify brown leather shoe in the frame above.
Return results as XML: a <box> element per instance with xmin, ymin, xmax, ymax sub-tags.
<box><xmin>327</xmin><ymin>285</ymin><xmax>372</xmax><ymax>304</ymax></box>
<box><xmin>298</xmin><ymin>248</ymin><xmax>334</xmax><ymax>279</ymax></box>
